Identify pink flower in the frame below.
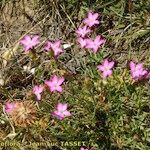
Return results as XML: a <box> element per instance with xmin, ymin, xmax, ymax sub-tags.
<box><xmin>76</xmin><ymin>26</ymin><xmax>91</xmax><ymax>37</ymax></box>
<box><xmin>33</xmin><ymin>85</ymin><xmax>44</xmax><ymax>101</ymax></box>
<box><xmin>83</xmin><ymin>12</ymin><xmax>100</xmax><ymax>27</ymax></box>
<box><xmin>52</xmin><ymin>103</ymin><xmax>71</xmax><ymax>120</ymax></box>
<box><xmin>129</xmin><ymin>61</ymin><xmax>147</xmax><ymax>80</ymax></box>
<box><xmin>20</xmin><ymin>35</ymin><xmax>40</xmax><ymax>52</ymax></box>
<box><xmin>77</xmin><ymin>38</ymin><xmax>88</xmax><ymax>48</ymax></box>
<box><xmin>86</xmin><ymin>36</ymin><xmax>106</xmax><ymax>53</ymax></box>
<box><xmin>44</xmin><ymin>40</ymin><xmax>63</xmax><ymax>56</ymax></box>
<box><xmin>5</xmin><ymin>102</ymin><xmax>16</xmax><ymax>113</ymax></box>
<box><xmin>97</xmin><ymin>59</ymin><xmax>115</xmax><ymax>78</ymax></box>
<box><xmin>45</xmin><ymin>75</ymin><xmax>64</xmax><ymax>93</ymax></box>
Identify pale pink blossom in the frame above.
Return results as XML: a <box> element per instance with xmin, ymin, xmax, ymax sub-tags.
<box><xmin>44</xmin><ymin>40</ymin><xmax>63</xmax><ymax>56</ymax></box>
<box><xmin>77</xmin><ymin>38</ymin><xmax>88</xmax><ymax>48</ymax></box>
<box><xmin>76</xmin><ymin>26</ymin><xmax>91</xmax><ymax>37</ymax></box>
<box><xmin>97</xmin><ymin>59</ymin><xmax>115</xmax><ymax>78</ymax></box>
<box><xmin>20</xmin><ymin>35</ymin><xmax>40</xmax><ymax>52</ymax></box>
<box><xmin>45</xmin><ymin>75</ymin><xmax>64</xmax><ymax>93</ymax></box>
<box><xmin>52</xmin><ymin>103</ymin><xmax>71</xmax><ymax>120</ymax></box>
<box><xmin>129</xmin><ymin>61</ymin><xmax>147</xmax><ymax>80</ymax></box>
<box><xmin>5</xmin><ymin>102</ymin><xmax>16</xmax><ymax>113</ymax></box>
<box><xmin>83</xmin><ymin>12</ymin><xmax>100</xmax><ymax>27</ymax></box>
<box><xmin>86</xmin><ymin>36</ymin><xmax>106</xmax><ymax>53</ymax></box>
<box><xmin>33</xmin><ymin>85</ymin><xmax>44</xmax><ymax>101</ymax></box>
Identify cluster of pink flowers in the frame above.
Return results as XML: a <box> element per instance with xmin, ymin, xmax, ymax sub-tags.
<box><xmin>76</xmin><ymin>12</ymin><xmax>106</xmax><ymax>53</ymax></box>
<box><xmin>76</xmin><ymin>12</ymin><xmax>116</xmax><ymax>78</ymax></box>
<box><xmin>33</xmin><ymin>75</ymin><xmax>65</xmax><ymax>100</ymax></box>
<box><xmin>5</xmin><ymin>75</ymin><xmax>71</xmax><ymax>120</ymax></box>
<box><xmin>4</xmin><ymin>11</ymin><xmax>150</xmax><ymax>150</ymax></box>
<box><xmin>19</xmin><ymin>30</ymin><xmax>72</xmax><ymax>121</ymax></box>
<box><xmin>97</xmin><ymin>59</ymin><xmax>150</xmax><ymax>80</ymax></box>
<box><xmin>18</xmin><ymin>12</ymin><xmax>106</xmax><ymax>122</ymax></box>
<box><xmin>20</xmin><ymin>35</ymin><xmax>63</xmax><ymax>57</ymax></box>
<box><xmin>76</xmin><ymin>12</ymin><xmax>114</xmax><ymax>78</ymax></box>
<box><xmin>32</xmin><ymin>75</ymin><xmax>71</xmax><ymax>120</ymax></box>
<box><xmin>18</xmin><ymin>12</ymin><xmax>150</xmax><ymax>123</ymax></box>
<box><xmin>17</xmin><ymin>12</ymin><xmax>150</xmax><ymax>121</ymax></box>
